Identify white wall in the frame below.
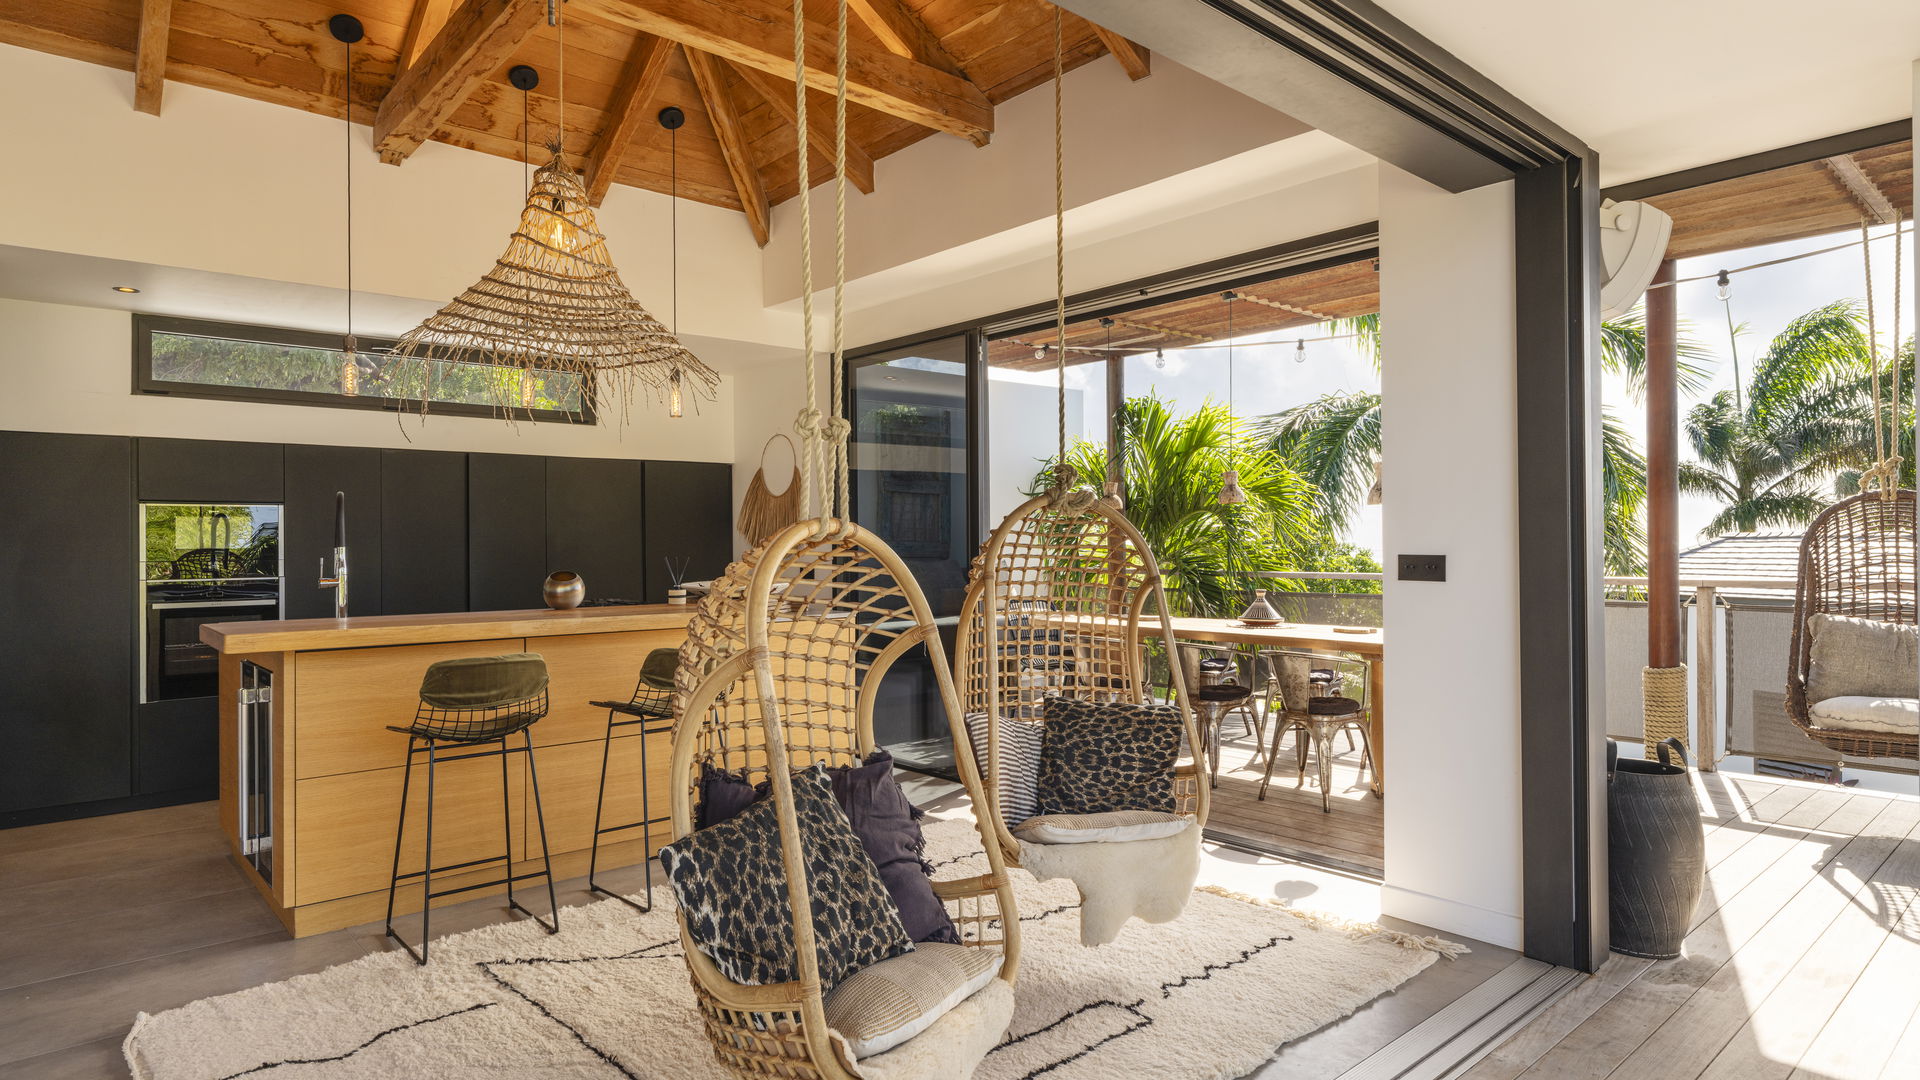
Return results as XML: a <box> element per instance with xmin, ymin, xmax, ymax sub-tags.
<box><xmin>763</xmin><ymin>57</ymin><xmax>1309</xmax><ymax>305</ymax></box>
<box><xmin>0</xmin><ymin>298</ymin><xmax>735</xmax><ymax>462</ymax></box>
<box><xmin>1376</xmin><ymin>166</ymin><xmax>1524</xmax><ymax>949</ymax></box>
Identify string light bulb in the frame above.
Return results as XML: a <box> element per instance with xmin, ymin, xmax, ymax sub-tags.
<box><xmin>667</xmin><ymin>370</ymin><xmax>684</xmax><ymax>418</ymax></box>
<box><xmin>1715</xmin><ymin>269</ymin><xmax>1732</xmax><ymax>302</ymax></box>
<box><xmin>1033</xmin><ymin>345</ymin><xmax>1048</xmax><ymax>361</ymax></box>
<box><xmin>1154</xmin><ymin>347</ymin><xmax>1165</xmax><ymax>369</ymax></box>
<box><xmin>1295</xmin><ymin>339</ymin><xmax>1307</xmax><ymax>364</ymax></box>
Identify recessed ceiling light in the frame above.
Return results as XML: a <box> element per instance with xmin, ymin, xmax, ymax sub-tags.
<box><xmin>112</xmin><ymin>285</ymin><xmax>140</xmax><ymax>294</ymax></box>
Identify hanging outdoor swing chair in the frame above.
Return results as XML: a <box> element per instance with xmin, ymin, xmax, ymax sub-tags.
<box><xmin>662</xmin><ymin>2</ymin><xmax>1017</xmax><ymax>1077</ymax></box>
<box><xmin>1784</xmin><ymin>214</ymin><xmax>1918</xmax><ymax>764</ymax></box>
<box><xmin>948</xmin><ymin>8</ymin><xmax>1209</xmax><ymax>948</ymax></box>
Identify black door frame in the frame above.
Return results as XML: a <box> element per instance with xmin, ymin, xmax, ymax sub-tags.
<box><xmin>1057</xmin><ymin>0</ymin><xmax>1610</xmax><ymax>969</ymax></box>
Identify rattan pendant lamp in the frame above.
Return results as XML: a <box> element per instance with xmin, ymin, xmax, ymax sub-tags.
<box><xmin>666</xmin><ymin>2</ymin><xmax>1017</xmax><ymax>1076</ymax></box>
<box><xmin>953</xmin><ymin>9</ymin><xmax>1209</xmax><ymax>948</ymax></box>
<box><xmin>385</xmin><ymin>0</ymin><xmax>718</xmax><ymax>423</ymax></box>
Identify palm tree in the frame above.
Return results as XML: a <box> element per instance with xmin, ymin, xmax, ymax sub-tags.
<box><xmin>1256</xmin><ymin>308</ymin><xmax>1712</xmax><ymax>573</ymax></box>
<box><xmin>1035</xmin><ymin>394</ymin><xmax>1321</xmax><ymax>616</ymax></box>
<box><xmin>1677</xmin><ymin>301</ymin><xmax>1885</xmax><ymax>536</ymax></box>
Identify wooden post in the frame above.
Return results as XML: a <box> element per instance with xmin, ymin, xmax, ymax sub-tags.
<box><xmin>1646</xmin><ymin>259</ymin><xmax>1680</xmax><ymax>668</ymax></box>
<box><xmin>1694</xmin><ymin>585</ymin><xmax>1717</xmax><ymax>772</ymax></box>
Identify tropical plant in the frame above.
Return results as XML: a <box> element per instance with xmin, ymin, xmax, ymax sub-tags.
<box><xmin>1029</xmin><ymin>394</ymin><xmax>1321</xmax><ymax>616</ymax></box>
<box><xmin>1259</xmin><ymin>306</ymin><xmax>1711</xmax><ymax>574</ymax></box>
<box><xmin>1677</xmin><ymin>301</ymin><xmax>1906</xmax><ymax>536</ymax></box>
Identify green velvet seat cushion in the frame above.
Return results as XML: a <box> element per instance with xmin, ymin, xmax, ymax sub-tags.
<box><xmin>418</xmin><ymin>653</ymin><xmax>548</xmax><ymax>708</ymax></box>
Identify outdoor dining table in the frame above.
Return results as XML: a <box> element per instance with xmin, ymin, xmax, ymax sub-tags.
<box><xmin>1135</xmin><ymin>617</ymin><xmax>1386</xmax><ymax>795</ymax></box>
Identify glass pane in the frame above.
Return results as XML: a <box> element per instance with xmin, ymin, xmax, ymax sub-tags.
<box><xmin>851</xmin><ymin>337</ymin><xmax>972</xmax><ymax>777</ymax></box>
<box><xmin>149</xmin><ymin>331</ymin><xmax>586</xmax><ymax>412</ymax></box>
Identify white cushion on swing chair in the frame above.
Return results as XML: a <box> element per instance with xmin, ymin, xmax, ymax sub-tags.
<box><xmin>844</xmin><ymin>976</ymin><xmax>1015</xmax><ymax>1080</ymax></box>
<box><xmin>825</xmin><ymin>943</ymin><xmax>1004</xmax><ymax>1059</ymax></box>
<box><xmin>1013</xmin><ymin>810</ymin><xmax>1193</xmax><ymax>845</ymax></box>
<box><xmin>1809</xmin><ymin>695</ymin><xmax>1920</xmax><ymax>736</ymax></box>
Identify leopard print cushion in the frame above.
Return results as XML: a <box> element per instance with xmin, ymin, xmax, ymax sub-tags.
<box><xmin>1034</xmin><ymin>696</ymin><xmax>1182</xmax><ymax>815</ymax></box>
<box><xmin>660</xmin><ymin>764</ymin><xmax>914</xmax><ymax>991</ymax></box>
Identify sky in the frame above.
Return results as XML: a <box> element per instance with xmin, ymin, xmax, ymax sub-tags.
<box><xmin>989</xmin><ymin>220</ymin><xmax>1916</xmax><ymax>564</ymax></box>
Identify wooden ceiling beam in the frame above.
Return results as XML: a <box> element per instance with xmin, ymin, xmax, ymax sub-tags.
<box><xmin>729</xmin><ymin>61</ymin><xmax>876</xmax><ymax>195</ymax></box>
<box><xmin>685</xmin><ymin>47</ymin><xmax>770</xmax><ymax>246</ymax></box>
<box><xmin>1088</xmin><ymin>23</ymin><xmax>1150</xmax><ymax>81</ymax></box>
<box><xmin>373</xmin><ymin>0</ymin><xmax>546</xmax><ymax>165</ymax></box>
<box><xmin>575</xmin><ymin>0</ymin><xmax>991</xmax><ymax>144</ymax></box>
<box><xmin>399</xmin><ymin>0</ymin><xmax>456</xmax><ymax>69</ymax></box>
<box><xmin>133</xmin><ymin>0</ymin><xmax>173</xmax><ymax>115</ymax></box>
<box><xmin>845</xmin><ymin>0</ymin><xmax>987</xmax><ymax>146</ymax></box>
<box><xmin>584</xmin><ymin>34</ymin><xmax>676</xmax><ymax>206</ymax></box>
<box><xmin>1824</xmin><ymin>154</ymin><xmax>1900</xmax><ymax>225</ymax></box>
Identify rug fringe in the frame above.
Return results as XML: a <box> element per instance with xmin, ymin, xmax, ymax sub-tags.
<box><xmin>1196</xmin><ymin>885</ymin><xmax>1470</xmax><ymax>959</ymax></box>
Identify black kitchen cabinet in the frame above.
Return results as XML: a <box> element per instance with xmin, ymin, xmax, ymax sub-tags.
<box><xmin>284</xmin><ymin>445</ymin><xmax>383</xmax><ymax>619</ymax></box>
<box><xmin>0</xmin><ymin>432</ymin><xmax>135</xmax><ymax>814</ymax></box>
<box><xmin>468</xmin><ymin>453</ymin><xmax>547</xmax><ymax>611</ymax></box>
<box><xmin>135</xmin><ymin>696</ymin><xmax>220</xmax><ymax>795</ymax></box>
<box><xmin>643</xmin><ymin>461</ymin><xmax>733</xmax><ymax>601</ymax></box>
<box><xmin>137</xmin><ymin>437</ymin><xmax>283</xmax><ymax>503</ymax></box>
<box><xmin>382</xmin><ymin>450</ymin><xmax>468</xmax><ymax>615</ymax></box>
<box><xmin>545</xmin><ymin>457</ymin><xmax>646</xmax><ymax>601</ymax></box>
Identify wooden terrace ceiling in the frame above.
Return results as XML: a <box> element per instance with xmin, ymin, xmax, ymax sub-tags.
<box><xmin>0</xmin><ymin>0</ymin><xmax>1153</xmax><ymax>245</ymax></box>
<box><xmin>1645</xmin><ymin>139</ymin><xmax>1914</xmax><ymax>261</ymax></box>
<box><xmin>987</xmin><ymin>257</ymin><xmax>1381</xmax><ymax>370</ymax></box>
<box><xmin>985</xmin><ymin>139</ymin><xmax>1916</xmax><ymax>367</ymax></box>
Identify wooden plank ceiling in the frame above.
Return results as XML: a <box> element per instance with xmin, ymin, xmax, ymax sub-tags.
<box><xmin>1646</xmin><ymin>140</ymin><xmax>1913</xmax><ymax>260</ymax></box>
<box><xmin>0</xmin><ymin>0</ymin><xmax>1151</xmax><ymax>245</ymax></box>
<box><xmin>985</xmin><ymin>139</ymin><xmax>1917</xmax><ymax>368</ymax></box>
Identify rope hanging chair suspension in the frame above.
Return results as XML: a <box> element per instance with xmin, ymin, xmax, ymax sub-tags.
<box><xmin>951</xmin><ymin>8</ymin><xmax>1210</xmax><ymax>948</ymax></box>
<box><xmin>666</xmin><ymin>3</ymin><xmax>1017</xmax><ymax>1076</ymax></box>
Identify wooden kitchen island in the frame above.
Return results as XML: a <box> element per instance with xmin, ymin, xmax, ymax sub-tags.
<box><xmin>203</xmin><ymin>605</ymin><xmax>696</xmax><ymax>937</ymax></box>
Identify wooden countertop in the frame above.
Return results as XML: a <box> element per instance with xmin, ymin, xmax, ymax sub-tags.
<box><xmin>201</xmin><ymin>604</ymin><xmax>699</xmax><ymax>653</ymax></box>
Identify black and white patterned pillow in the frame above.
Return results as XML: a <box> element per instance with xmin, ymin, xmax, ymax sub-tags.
<box><xmin>962</xmin><ymin>711</ymin><xmax>1043</xmax><ymax>826</ymax></box>
<box><xmin>1034</xmin><ymin>697</ymin><xmax>1181</xmax><ymax>816</ymax></box>
<box><xmin>660</xmin><ymin>764</ymin><xmax>914</xmax><ymax>991</ymax></box>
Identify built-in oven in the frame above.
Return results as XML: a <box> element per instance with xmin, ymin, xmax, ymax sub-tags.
<box><xmin>139</xmin><ymin>503</ymin><xmax>283</xmax><ymax>703</ymax></box>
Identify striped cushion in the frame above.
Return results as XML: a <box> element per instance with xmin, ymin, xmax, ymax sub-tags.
<box><xmin>1014</xmin><ymin>810</ymin><xmax>1192</xmax><ymax>845</ymax></box>
<box><xmin>824</xmin><ymin>943</ymin><xmax>1003</xmax><ymax>1059</ymax></box>
<box><xmin>961</xmin><ymin>712</ymin><xmax>1042</xmax><ymax>827</ymax></box>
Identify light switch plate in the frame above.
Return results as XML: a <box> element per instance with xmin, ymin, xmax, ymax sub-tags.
<box><xmin>1398</xmin><ymin>554</ymin><xmax>1446</xmax><ymax>582</ymax></box>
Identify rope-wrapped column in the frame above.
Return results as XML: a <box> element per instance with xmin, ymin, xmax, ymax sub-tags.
<box><xmin>1641</xmin><ymin>665</ymin><xmax>1688</xmax><ymax>760</ymax></box>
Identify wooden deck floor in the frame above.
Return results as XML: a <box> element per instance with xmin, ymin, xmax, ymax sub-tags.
<box><xmin>1203</xmin><ymin>715</ymin><xmax>1384</xmax><ymax>876</ymax></box>
<box><xmin>1466</xmin><ymin>772</ymin><xmax>1920</xmax><ymax>1080</ymax></box>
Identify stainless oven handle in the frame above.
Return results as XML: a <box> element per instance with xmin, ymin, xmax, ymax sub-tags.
<box><xmin>150</xmin><ymin>600</ymin><xmax>278</xmax><ymax>609</ymax></box>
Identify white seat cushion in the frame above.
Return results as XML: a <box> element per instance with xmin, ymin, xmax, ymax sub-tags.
<box><xmin>1012</xmin><ymin>810</ymin><xmax>1192</xmax><ymax>845</ymax></box>
<box><xmin>962</xmin><ymin>711</ymin><xmax>1042</xmax><ymax>826</ymax></box>
<box><xmin>1809</xmin><ymin>696</ymin><xmax>1919</xmax><ymax>736</ymax></box>
<box><xmin>1807</xmin><ymin>614</ymin><xmax>1918</xmax><ymax>701</ymax></box>
<box><xmin>824</xmin><ymin>943</ymin><xmax>1003</xmax><ymax>1060</ymax></box>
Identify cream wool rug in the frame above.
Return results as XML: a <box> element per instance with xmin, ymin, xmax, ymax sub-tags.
<box><xmin>125</xmin><ymin>821</ymin><xmax>1459</xmax><ymax>1080</ymax></box>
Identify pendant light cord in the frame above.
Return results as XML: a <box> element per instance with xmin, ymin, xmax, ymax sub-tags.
<box><xmin>343</xmin><ymin>37</ymin><xmax>354</xmax><ymax>356</ymax></box>
<box><xmin>1052</xmin><ymin>5</ymin><xmax>1066</xmax><ymax>472</ymax></box>
<box><xmin>671</xmin><ymin>122</ymin><xmax>678</xmax><ymax>335</ymax></box>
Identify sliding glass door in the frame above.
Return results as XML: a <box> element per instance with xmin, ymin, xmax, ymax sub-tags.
<box><xmin>847</xmin><ymin>334</ymin><xmax>980</xmax><ymax>777</ymax></box>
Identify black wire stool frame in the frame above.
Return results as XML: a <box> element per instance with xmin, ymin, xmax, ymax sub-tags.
<box><xmin>383</xmin><ymin>690</ymin><xmax>559</xmax><ymax>965</ymax></box>
<box><xmin>585</xmin><ymin>679</ymin><xmax>675</xmax><ymax>911</ymax></box>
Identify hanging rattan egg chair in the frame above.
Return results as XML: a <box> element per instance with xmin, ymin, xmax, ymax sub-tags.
<box><xmin>1786</xmin><ymin>488</ymin><xmax>1919</xmax><ymax>762</ymax></box>
<box><xmin>953</xmin><ymin>484</ymin><xmax>1210</xmax><ymax>946</ymax></box>
<box><xmin>669</xmin><ymin>519</ymin><xmax>1020</xmax><ymax>1080</ymax></box>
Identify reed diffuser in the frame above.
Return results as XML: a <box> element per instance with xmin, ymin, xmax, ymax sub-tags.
<box><xmin>664</xmin><ymin>556</ymin><xmax>690</xmax><ymax>604</ymax></box>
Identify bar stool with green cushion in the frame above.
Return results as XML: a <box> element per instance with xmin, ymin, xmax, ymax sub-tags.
<box><xmin>584</xmin><ymin>646</ymin><xmax>679</xmax><ymax>910</ymax></box>
<box><xmin>385</xmin><ymin>652</ymin><xmax>559</xmax><ymax>965</ymax></box>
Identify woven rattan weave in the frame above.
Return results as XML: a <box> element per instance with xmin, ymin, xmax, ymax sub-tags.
<box><xmin>1786</xmin><ymin>489</ymin><xmax>1919</xmax><ymax>761</ymax></box>
<box><xmin>668</xmin><ymin>519</ymin><xmax>1019</xmax><ymax>1079</ymax></box>
<box><xmin>955</xmin><ymin>491</ymin><xmax>1209</xmax><ymax>866</ymax></box>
